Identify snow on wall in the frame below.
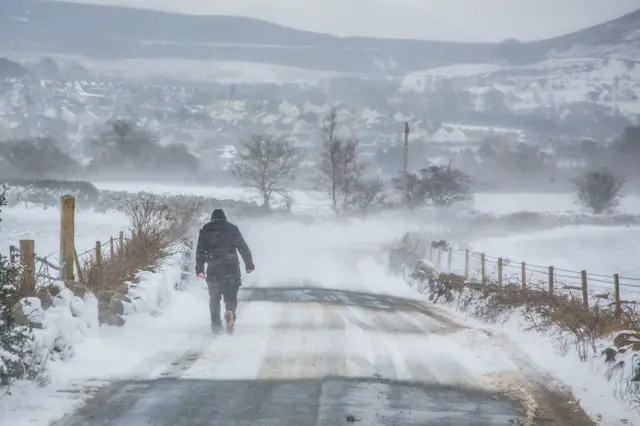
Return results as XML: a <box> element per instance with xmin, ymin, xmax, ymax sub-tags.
<box><xmin>21</xmin><ymin>249</ymin><xmax>186</xmax><ymax>377</ymax></box>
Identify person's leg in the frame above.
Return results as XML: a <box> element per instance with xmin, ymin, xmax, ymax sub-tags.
<box><xmin>206</xmin><ymin>277</ymin><xmax>223</xmax><ymax>330</ymax></box>
<box><xmin>222</xmin><ymin>284</ymin><xmax>240</xmax><ymax>321</ymax></box>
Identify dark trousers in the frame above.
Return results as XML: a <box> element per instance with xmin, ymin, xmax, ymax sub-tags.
<box><xmin>206</xmin><ymin>277</ymin><xmax>240</xmax><ymax>327</ymax></box>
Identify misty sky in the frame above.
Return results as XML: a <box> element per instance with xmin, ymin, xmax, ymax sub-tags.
<box><xmin>62</xmin><ymin>0</ymin><xmax>639</xmax><ymax>42</ymax></box>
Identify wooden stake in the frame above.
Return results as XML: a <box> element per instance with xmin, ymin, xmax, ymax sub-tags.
<box><xmin>60</xmin><ymin>195</ymin><xmax>76</xmax><ymax>281</ymax></box>
<box><xmin>521</xmin><ymin>262</ymin><xmax>527</xmax><ymax>289</ymax></box>
<box><xmin>447</xmin><ymin>247</ymin><xmax>452</xmax><ymax>272</ymax></box>
<box><xmin>403</xmin><ymin>122</ymin><xmax>409</xmax><ymax>207</ymax></box>
<box><xmin>464</xmin><ymin>249</ymin><xmax>470</xmax><ymax>280</ymax></box>
<box><xmin>119</xmin><ymin>231</ymin><xmax>124</xmax><ymax>258</ymax></box>
<box><xmin>498</xmin><ymin>258</ymin><xmax>503</xmax><ymax>286</ymax></box>
<box><xmin>581</xmin><ymin>270</ymin><xmax>588</xmax><ymax>309</ymax></box>
<box><xmin>614</xmin><ymin>273</ymin><xmax>621</xmax><ymax>318</ymax></box>
<box><xmin>110</xmin><ymin>237</ymin><xmax>114</xmax><ymax>259</ymax></box>
<box><xmin>481</xmin><ymin>253</ymin><xmax>486</xmax><ymax>285</ymax></box>
<box><xmin>74</xmin><ymin>248</ymin><xmax>84</xmax><ymax>284</ymax></box>
<box><xmin>95</xmin><ymin>241</ymin><xmax>102</xmax><ymax>269</ymax></box>
<box><xmin>548</xmin><ymin>266</ymin><xmax>554</xmax><ymax>296</ymax></box>
<box><xmin>19</xmin><ymin>240</ymin><xmax>36</xmax><ymax>297</ymax></box>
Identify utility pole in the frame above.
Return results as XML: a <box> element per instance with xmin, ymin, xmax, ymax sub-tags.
<box><xmin>403</xmin><ymin>121</ymin><xmax>409</xmax><ymax>207</ymax></box>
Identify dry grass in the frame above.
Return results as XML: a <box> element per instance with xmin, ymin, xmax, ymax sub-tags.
<box><xmin>78</xmin><ymin>193</ymin><xmax>201</xmax><ymax>293</ymax></box>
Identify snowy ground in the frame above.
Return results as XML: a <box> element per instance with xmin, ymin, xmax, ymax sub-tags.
<box><xmin>0</xmin><ymin>205</ymin><xmax>130</xmax><ymax>261</ymax></box>
<box><xmin>91</xmin><ymin>180</ymin><xmax>640</xmax><ymax>216</ymax></box>
<box><xmin>1</xmin><ymin>183</ymin><xmax>638</xmax><ymax>424</ymax></box>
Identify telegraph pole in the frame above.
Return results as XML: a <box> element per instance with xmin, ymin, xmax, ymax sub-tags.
<box><xmin>403</xmin><ymin>121</ymin><xmax>409</xmax><ymax>207</ymax></box>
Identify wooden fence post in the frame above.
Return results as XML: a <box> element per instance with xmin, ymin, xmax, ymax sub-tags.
<box><xmin>614</xmin><ymin>273</ymin><xmax>621</xmax><ymax>318</ymax></box>
<box><xmin>20</xmin><ymin>240</ymin><xmax>36</xmax><ymax>297</ymax></box>
<box><xmin>119</xmin><ymin>231</ymin><xmax>124</xmax><ymax>258</ymax></box>
<box><xmin>110</xmin><ymin>237</ymin><xmax>114</xmax><ymax>259</ymax></box>
<box><xmin>521</xmin><ymin>262</ymin><xmax>527</xmax><ymax>289</ymax></box>
<box><xmin>548</xmin><ymin>266</ymin><xmax>554</xmax><ymax>296</ymax></box>
<box><xmin>447</xmin><ymin>247</ymin><xmax>452</xmax><ymax>272</ymax></box>
<box><xmin>95</xmin><ymin>241</ymin><xmax>102</xmax><ymax>269</ymax></box>
<box><xmin>437</xmin><ymin>249</ymin><xmax>442</xmax><ymax>268</ymax></box>
<box><xmin>497</xmin><ymin>257</ymin><xmax>503</xmax><ymax>286</ymax></box>
<box><xmin>60</xmin><ymin>195</ymin><xmax>76</xmax><ymax>281</ymax></box>
<box><xmin>481</xmin><ymin>253</ymin><xmax>486</xmax><ymax>285</ymax></box>
<box><xmin>581</xmin><ymin>270</ymin><xmax>589</xmax><ymax>309</ymax></box>
<box><xmin>464</xmin><ymin>249</ymin><xmax>469</xmax><ymax>280</ymax></box>
<box><xmin>74</xmin><ymin>248</ymin><xmax>84</xmax><ymax>285</ymax></box>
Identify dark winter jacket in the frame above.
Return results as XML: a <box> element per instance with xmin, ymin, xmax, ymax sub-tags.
<box><xmin>195</xmin><ymin>209</ymin><xmax>254</xmax><ymax>284</ymax></box>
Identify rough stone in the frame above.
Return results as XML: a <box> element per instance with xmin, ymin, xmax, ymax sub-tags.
<box><xmin>36</xmin><ymin>288</ymin><xmax>54</xmax><ymax>310</ymax></box>
<box><xmin>96</xmin><ymin>290</ymin><xmax>115</xmax><ymax>303</ymax></box>
<box><xmin>613</xmin><ymin>332</ymin><xmax>640</xmax><ymax>349</ymax></box>
<box><xmin>107</xmin><ymin>313</ymin><xmax>125</xmax><ymax>327</ymax></box>
<box><xmin>111</xmin><ymin>292</ymin><xmax>132</xmax><ymax>304</ymax></box>
<box><xmin>109</xmin><ymin>298</ymin><xmax>125</xmax><ymax>315</ymax></box>
<box><xmin>66</xmin><ymin>281</ymin><xmax>89</xmax><ymax>299</ymax></box>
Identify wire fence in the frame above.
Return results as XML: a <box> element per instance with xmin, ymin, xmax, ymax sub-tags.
<box><xmin>9</xmin><ymin>230</ymin><xmax>128</xmax><ymax>295</ymax></box>
<box><xmin>424</xmin><ymin>243</ymin><xmax>635</xmax><ymax>313</ymax></box>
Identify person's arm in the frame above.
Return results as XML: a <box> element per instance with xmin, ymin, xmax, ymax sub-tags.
<box><xmin>234</xmin><ymin>226</ymin><xmax>254</xmax><ymax>270</ymax></box>
<box><xmin>195</xmin><ymin>229</ymin><xmax>207</xmax><ymax>275</ymax></box>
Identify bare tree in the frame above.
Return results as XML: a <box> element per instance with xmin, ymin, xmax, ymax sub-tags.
<box><xmin>573</xmin><ymin>168</ymin><xmax>626</xmax><ymax>214</ymax></box>
<box><xmin>350</xmin><ymin>178</ymin><xmax>388</xmax><ymax>214</ymax></box>
<box><xmin>231</xmin><ymin>135</ymin><xmax>303</xmax><ymax>210</ymax></box>
<box><xmin>318</xmin><ymin>108</ymin><xmax>341</xmax><ymax>213</ymax></box>
<box><xmin>318</xmin><ymin>108</ymin><xmax>365</xmax><ymax>215</ymax></box>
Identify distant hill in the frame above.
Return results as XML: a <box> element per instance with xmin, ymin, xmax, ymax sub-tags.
<box><xmin>0</xmin><ymin>57</ymin><xmax>29</xmax><ymax>78</ymax></box>
<box><xmin>0</xmin><ymin>0</ymin><xmax>638</xmax><ymax>73</ymax></box>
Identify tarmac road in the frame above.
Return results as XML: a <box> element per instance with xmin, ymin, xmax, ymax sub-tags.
<box><xmin>53</xmin><ymin>286</ymin><xmax>595</xmax><ymax>426</ymax></box>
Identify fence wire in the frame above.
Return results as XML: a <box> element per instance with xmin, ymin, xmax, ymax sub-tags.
<box><xmin>9</xmin><ymin>231</ymin><xmax>128</xmax><ymax>291</ymax></box>
<box><xmin>425</xmin><ymin>245</ymin><xmax>639</xmax><ymax>304</ymax></box>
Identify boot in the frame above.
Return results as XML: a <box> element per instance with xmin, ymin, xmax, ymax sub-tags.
<box><xmin>211</xmin><ymin>323</ymin><xmax>222</xmax><ymax>335</ymax></box>
<box><xmin>224</xmin><ymin>310</ymin><xmax>235</xmax><ymax>335</ymax></box>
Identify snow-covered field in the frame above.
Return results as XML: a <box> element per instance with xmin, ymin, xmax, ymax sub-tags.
<box><xmin>0</xmin><ymin>206</ymin><xmax>130</xmax><ymax>261</ymax></box>
<box><xmin>1</xmin><ymin>182</ymin><xmax>639</xmax><ymax>425</ymax></box>
<box><xmin>93</xmin><ymin>180</ymin><xmax>640</xmax><ymax>215</ymax></box>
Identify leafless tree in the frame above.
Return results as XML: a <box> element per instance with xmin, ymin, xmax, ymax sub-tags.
<box><xmin>350</xmin><ymin>178</ymin><xmax>388</xmax><ymax>214</ymax></box>
<box><xmin>573</xmin><ymin>168</ymin><xmax>626</xmax><ymax>214</ymax></box>
<box><xmin>318</xmin><ymin>108</ymin><xmax>341</xmax><ymax>213</ymax></box>
<box><xmin>231</xmin><ymin>135</ymin><xmax>303</xmax><ymax>210</ymax></box>
<box><xmin>318</xmin><ymin>108</ymin><xmax>365</xmax><ymax>215</ymax></box>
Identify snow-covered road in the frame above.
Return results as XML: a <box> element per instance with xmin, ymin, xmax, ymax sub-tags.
<box><xmin>1</xmin><ymin>213</ymin><xmax>607</xmax><ymax>425</ymax></box>
<box><xmin>52</xmin><ymin>281</ymin><xmax>594</xmax><ymax>425</ymax></box>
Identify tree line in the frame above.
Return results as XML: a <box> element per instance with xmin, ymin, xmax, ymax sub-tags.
<box><xmin>231</xmin><ymin>107</ymin><xmax>473</xmax><ymax>215</ymax></box>
<box><xmin>232</xmin><ymin>108</ymin><xmax>634</xmax><ymax>215</ymax></box>
<box><xmin>0</xmin><ymin>119</ymin><xmax>198</xmax><ymax>179</ymax></box>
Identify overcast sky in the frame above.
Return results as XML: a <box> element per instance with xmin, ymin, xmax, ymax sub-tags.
<box><xmin>62</xmin><ymin>0</ymin><xmax>640</xmax><ymax>42</ymax></box>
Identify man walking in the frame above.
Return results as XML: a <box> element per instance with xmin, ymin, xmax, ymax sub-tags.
<box><xmin>195</xmin><ymin>209</ymin><xmax>254</xmax><ymax>335</ymax></box>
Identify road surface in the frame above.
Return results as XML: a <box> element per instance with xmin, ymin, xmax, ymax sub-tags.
<box><xmin>53</xmin><ymin>286</ymin><xmax>595</xmax><ymax>426</ymax></box>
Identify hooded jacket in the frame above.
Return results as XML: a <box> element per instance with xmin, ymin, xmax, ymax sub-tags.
<box><xmin>195</xmin><ymin>209</ymin><xmax>254</xmax><ymax>282</ymax></box>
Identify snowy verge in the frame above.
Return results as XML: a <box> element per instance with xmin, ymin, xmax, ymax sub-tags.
<box><xmin>0</xmin><ymin>244</ymin><xmax>191</xmax><ymax>421</ymax></box>
<box><xmin>0</xmin><ymin>245</ymin><xmax>210</xmax><ymax>426</ymax></box>
<box><xmin>387</xmin><ymin>239</ymin><xmax>640</xmax><ymax>426</ymax></box>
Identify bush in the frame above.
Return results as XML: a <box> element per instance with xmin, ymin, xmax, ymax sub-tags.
<box><xmin>0</xmin><ymin>187</ymin><xmax>33</xmax><ymax>389</ymax></box>
<box><xmin>0</xmin><ymin>136</ymin><xmax>80</xmax><ymax>178</ymax></box>
<box><xmin>572</xmin><ymin>168</ymin><xmax>626</xmax><ymax>214</ymax></box>
<box><xmin>395</xmin><ymin>164</ymin><xmax>472</xmax><ymax>208</ymax></box>
<box><xmin>1</xmin><ymin>178</ymin><xmax>101</xmax><ymax>209</ymax></box>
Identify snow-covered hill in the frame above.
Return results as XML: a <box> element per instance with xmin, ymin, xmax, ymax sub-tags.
<box><xmin>403</xmin><ymin>57</ymin><xmax>640</xmax><ymax>117</ymax></box>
